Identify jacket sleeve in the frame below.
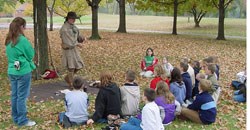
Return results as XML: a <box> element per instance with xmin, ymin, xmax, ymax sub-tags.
<box><xmin>92</xmin><ymin>90</ymin><xmax>106</xmax><ymax>122</ymax></box>
<box><xmin>21</xmin><ymin>37</ymin><xmax>36</xmax><ymax>70</ymax></box>
<box><xmin>187</xmin><ymin>96</ymin><xmax>201</xmax><ymax>111</ymax></box>
<box><xmin>141</xmin><ymin>59</ymin><xmax>146</xmax><ymax>70</ymax></box>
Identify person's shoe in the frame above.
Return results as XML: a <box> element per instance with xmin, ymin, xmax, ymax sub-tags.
<box><xmin>24</xmin><ymin>120</ymin><xmax>36</xmax><ymax>126</ymax></box>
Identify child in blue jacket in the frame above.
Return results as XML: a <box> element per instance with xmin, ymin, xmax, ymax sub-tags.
<box><xmin>181</xmin><ymin>79</ymin><xmax>217</xmax><ymax>125</ymax></box>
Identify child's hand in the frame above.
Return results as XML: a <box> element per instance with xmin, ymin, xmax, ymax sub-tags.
<box><xmin>87</xmin><ymin>119</ymin><xmax>94</xmax><ymax>125</ymax></box>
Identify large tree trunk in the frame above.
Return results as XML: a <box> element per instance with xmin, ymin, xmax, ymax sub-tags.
<box><xmin>90</xmin><ymin>3</ymin><xmax>101</xmax><ymax>39</ymax></box>
<box><xmin>172</xmin><ymin>0</ymin><xmax>178</xmax><ymax>35</ymax></box>
<box><xmin>117</xmin><ymin>0</ymin><xmax>126</xmax><ymax>33</ymax></box>
<box><xmin>33</xmin><ymin>0</ymin><xmax>49</xmax><ymax>79</ymax></box>
<box><xmin>217</xmin><ymin>0</ymin><xmax>226</xmax><ymax>40</ymax></box>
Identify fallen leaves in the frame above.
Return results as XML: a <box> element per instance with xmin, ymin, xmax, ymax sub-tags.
<box><xmin>0</xmin><ymin>29</ymin><xmax>246</xmax><ymax>129</ymax></box>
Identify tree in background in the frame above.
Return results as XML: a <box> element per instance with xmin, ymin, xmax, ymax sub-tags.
<box><xmin>135</xmin><ymin>0</ymin><xmax>186</xmax><ymax>35</ymax></box>
<box><xmin>0</xmin><ymin>0</ymin><xmax>16</xmax><ymax>12</ymax></box>
<box><xmin>47</xmin><ymin>0</ymin><xmax>56</xmax><ymax>31</ymax></box>
<box><xmin>1</xmin><ymin>2</ymin><xmax>16</xmax><ymax>17</ymax></box>
<box><xmin>181</xmin><ymin>0</ymin><xmax>214</xmax><ymax>27</ymax></box>
<box><xmin>211</xmin><ymin>0</ymin><xmax>233</xmax><ymax>40</ymax></box>
<box><xmin>54</xmin><ymin>0</ymin><xmax>90</xmax><ymax>23</ymax></box>
<box><xmin>86</xmin><ymin>0</ymin><xmax>102</xmax><ymax>39</ymax></box>
<box><xmin>226</xmin><ymin>0</ymin><xmax>246</xmax><ymax>18</ymax></box>
<box><xmin>117</xmin><ymin>0</ymin><xmax>127</xmax><ymax>33</ymax></box>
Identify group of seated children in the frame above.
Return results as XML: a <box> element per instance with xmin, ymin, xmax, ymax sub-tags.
<box><xmin>231</xmin><ymin>68</ymin><xmax>246</xmax><ymax>102</ymax></box>
<box><xmin>58</xmin><ymin>47</ymin><xmax>220</xmax><ymax>128</ymax></box>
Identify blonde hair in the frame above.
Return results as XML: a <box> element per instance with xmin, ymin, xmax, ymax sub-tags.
<box><xmin>156</xmin><ymin>81</ymin><xmax>175</xmax><ymax>104</ymax></box>
<box><xmin>199</xmin><ymin>79</ymin><xmax>212</xmax><ymax>92</ymax></box>
<box><xmin>100</xmin><ymin>71</ymin><xmax>114</xmax><ymax>87</ymax></box>
<box><xmin>154</xmin><ymin>64</ymin><xmax>167</xmax><ymax>80</ymax></box>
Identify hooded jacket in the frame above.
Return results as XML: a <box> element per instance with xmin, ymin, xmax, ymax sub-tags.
<box><xmin>170</xmin><ymin>82</ymin><xmax>186</xmax><ymax>105</ymax></box>
<box><xmin>182</xmin><ymin>72</ymin><xmax>193</xmax><ymax>100</ymax></box>
<box><xmin>92</xmin><ymin>83</ymin><xmax>121</xmax><ymax>122</ymax></box>
<box><xmin>120</xmin><ymin>83</ymin><xmax>140</xmax><ymax>116</ymax></box>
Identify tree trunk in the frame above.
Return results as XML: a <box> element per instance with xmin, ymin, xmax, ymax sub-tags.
<box><xmin>33</xmin><ymin>0</ymin><xmax>49</xmax><ymax>79</ymax></box>
<box><xmin>172</xmin><ymin>0</ymin><xmax>178</xmax><ymax>35</ymax></box>
<box><xmin>117</xmin><ymin>0</ymin><xmax>126</xmax><ymax>33</ymax></box>
<box><xmin>90</xmin><ymin>3</ymin><xmax>101</xmax><ymax>39</ymax></box>
<box><xmin>217</xmin><ymin>0</ymin><xmax>226</xmax><ymax>40</ymax></box>
<box><xmin>49</xmin><ymin>10</ymin><xmax>53</xmax><ymax>31</ymax></box>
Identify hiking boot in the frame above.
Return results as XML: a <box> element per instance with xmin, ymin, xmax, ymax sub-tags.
<box><xmin>24</xmin><ymin>120</ymin><xmax>36</xmax><ymax>126</ymax></box>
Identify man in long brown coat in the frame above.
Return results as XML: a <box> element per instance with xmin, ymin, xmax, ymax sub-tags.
<box><xmin>60</xmin><ymin>12</ymin><xmax>85</xmax><ymax>88</ymax></box>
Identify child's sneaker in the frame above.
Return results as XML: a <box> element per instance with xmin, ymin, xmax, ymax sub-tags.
<box><xmin>24</xmin><ymin>120</ymin><xmax>36</xmax><ymax>126</ymax></box>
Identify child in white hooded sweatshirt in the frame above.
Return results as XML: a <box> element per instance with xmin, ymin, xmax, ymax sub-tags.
<box><xmin>120</xmin><ymin>70</ymin><xmax>140</xmax><ymax>116</ymax></box>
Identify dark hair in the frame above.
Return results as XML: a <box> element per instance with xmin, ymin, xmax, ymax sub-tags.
<box><xmin>180</xmin><ymin>62</ymin><xmax>189</xmax><ymax>72</ymax></box>
<box><xmin>73</xmin><ymin>76</ymin><xmax>85</xmax><ymax>90</ymax></box>
<box><xmin>146</xmin><ymin>47</ymin><xmax>154</xmax><ymax>56</ymax></box>
<box><xmin>5</xmin><ymin>17</ymin><xmax>26</xmax><ymax>46</ymax></box>
<box><xmin>192</xmin><ymin>60</ymin><xmax>200</xmax><ymax>69</ymax></box>
<box><xmin>144</xmin><ymin>88</ymin><xmax>156</xmax><ymax>102</ymax></box>
<box><xmin>126</xmin><ymin>70</ymin><xmax>136</xmax><ymax>82</ymax></box>
<box><xmin>170</xmin><ymin>67</ymin><xmax>183</xmax><ymax>85</ymax></box>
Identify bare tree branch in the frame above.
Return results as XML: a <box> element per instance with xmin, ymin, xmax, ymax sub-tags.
<box><xmin>225</xmin><ymin>0</ymin><xmax>233</xmax><ymax>9</ymax></box>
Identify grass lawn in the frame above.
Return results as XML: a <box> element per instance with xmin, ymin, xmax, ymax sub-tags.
<box><xmin>0</xmin><ymin>13</ymin><xmax>246</xmax><ymax>38</ymax></box>
<box><xmin>0</xmin><ymin>15</ymin><xmax>246</xmax><ymax>129</ymax></box>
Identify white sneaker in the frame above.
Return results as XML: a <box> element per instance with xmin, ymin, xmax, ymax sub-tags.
<box><xmin>24</xmin><ymin>120</ymin><xmax>36</xmax><ymax>126</ymax></box>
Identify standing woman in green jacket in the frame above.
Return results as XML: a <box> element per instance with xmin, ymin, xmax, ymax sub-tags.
<box><xmin>5</xmin><ymin>17</ymin><xmax>36</xmax><ymax>127</ymax></box>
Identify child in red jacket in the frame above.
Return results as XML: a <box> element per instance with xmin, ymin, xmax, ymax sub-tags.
<box><xmin>150</xmin><ymin>64</ymin><xmax>170</xmax><ymax>90</ymax></box>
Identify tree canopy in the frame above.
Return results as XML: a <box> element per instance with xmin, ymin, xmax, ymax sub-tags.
<box><xmin>53</xmin><ymin>0</ymin><xmax>91</xmax><ymax>17</ymax></box>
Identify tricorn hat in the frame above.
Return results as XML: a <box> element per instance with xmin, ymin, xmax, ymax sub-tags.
<box><xmin>65</xmin><ymin>11</ymin><xmax>79</xmax><ymax>19</ymax></box>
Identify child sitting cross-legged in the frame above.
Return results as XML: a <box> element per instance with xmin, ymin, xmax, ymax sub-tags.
<box><xmin>155</xmin><ymin>81</ymin><xmax>178</xmax><ymax>125</ymax></box>
<box><xmin>120</xmin><ymin>70</ymin><xmax>140</xmax><ymax>117</ymax></box>
<box><xmin>181</xmin><ymin>79</ymin><xmax>217</xmax><ymax>125</ymax></box>
<box><xmin>120</xmin><ymin>88</ymin><xmax>164</xmax><ymax>130</ymax></box>
<box><xmin>58</xmin><ymin>76</ymin><xmax>89</xmax><ymax>128</ymax></box>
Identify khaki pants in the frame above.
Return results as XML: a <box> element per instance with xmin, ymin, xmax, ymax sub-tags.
<box><xmin>181</xmin><ymin>107</ymin><xmax>203</xmax><ymax>124</ymax></box>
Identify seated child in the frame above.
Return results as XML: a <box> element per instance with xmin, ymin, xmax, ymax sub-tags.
<box><xmin>162</xmin><ymin>56</ymin><xmax>173</xmax><ymax>78</ymax></box>
<box><xmin>120</xmin><ymin>70</ymin><xmax>140</xmax><ymax>116</ymax></box>
<box><xmin>87</xmin><ymin>71</ymin><xmax>121</xmax><ymax>125</ymax></box>
<box><xmin>150</xmin><ymin>64</ymin><xmax>170</xmax><ymax>90</ymax></box>
<box><xmin>155</xmin><ymin>81</ymin><xmax>176</xmax><ymax>125</ymax></box>
<box><xmin>180</xmin><ymin>62</ymin><xmax>193</xmax><ymax>101</ymax></box>
<box><xmin>233</xmin><ymin>80</ymin><xmax>246</xmax><ymax>102</ymax></box>
<box><xmin>231</xmin><ymin>68</ymin><xmax>246</xmax><ymax>90</ymax></box>
<box><xmin>140</xmin><ymin>47</ymin><xmax>158</xmax><ymax>78</ymax></box>
<box><xmin>193</xmin><ymin>73</ymin><xmax>206</xmax><ymax>97</ymax></box>
<box><xmin>181</xmin><ymin>79</ymin><xmax>217</xmax><ymax>125</ymax></box>
<box><xmin>205</xmin><ymin>64</ymin><xmax>220</xmax><ymax>103</ymax></box>
<box><xmin>120</xmin><ymin>88</ymin><xmax>164</xmax><ymax>130</ymax></box>
<box><xmin>58</xmin><ymin>76</ymin><xmax>89</xmax><ymax>128</ymax></box>
<box><xmin>170</xmin><ymin>67</ymin><xmax>186</xmax><ymax>105</ymax></box>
